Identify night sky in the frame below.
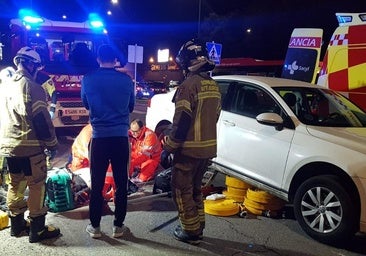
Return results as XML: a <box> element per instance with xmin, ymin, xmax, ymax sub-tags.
<box><xmin>2</xmin><ymin>0</ymin><xmax>366</xmax><ymax>61</ymax></box>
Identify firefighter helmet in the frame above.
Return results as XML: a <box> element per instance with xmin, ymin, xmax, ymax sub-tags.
<box><xmin>175</xmin><ymin>38</ymin><xmax>215</xmax><ymax>72</ymax></box>
<box><xmin>13</xmin><ymin>46</ymin><xmax>42</xmax><ymax>66</ymax></box>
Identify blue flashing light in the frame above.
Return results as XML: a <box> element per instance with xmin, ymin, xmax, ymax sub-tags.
<box><xmin>23</xmin><ymin>15</ymin><xmax>44</xmax><ymax>24</ymax></box>
<box><xmin>336</xmin><ymin>15</ymin><xmax>352</xmax><ymax>24</ymax></box>
<box><xmin>88</xmin><ymin>13</ymin><xmax>104</xmax><ymax>29</ymax></box>
<box><xmin>90</xmin><ymin>20</ymin><xmax>104</xmax><ymax>28</ymax></box>
<box><xmin>18</xmin><ymin>9</ymin><xmax>44</xmax><ymax>24</ymax></box>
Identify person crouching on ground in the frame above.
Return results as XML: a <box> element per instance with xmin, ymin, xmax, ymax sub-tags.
<box><xmin>129</xmin><ymin>119</ymin><xmax>162</xmax><ymax>183</ymax></box>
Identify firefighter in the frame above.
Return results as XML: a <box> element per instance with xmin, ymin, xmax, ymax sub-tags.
<box><xmin>0</xmin><ymin>46</ymin><xmax>60</xmax><ymax>243</ymax></box>
<box><xmin>163</xmin><ymin>39</ymin><xmax>221</xmax><ymax>245</ymax></box>
<box><xmin>129</xmin><ymin>119</ymin><xmax>162</xmax><ymax>182</ymax></box>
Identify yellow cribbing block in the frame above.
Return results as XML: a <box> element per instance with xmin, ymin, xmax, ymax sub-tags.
<box><xmin>204</xmin><ymin>199</ymin><xmax>240</xmax><ymax>216</ymax></box>
<box><xmin>225</xmin><ymin>176</ymin><xmax>251</xmax><ymax>189</ymax></box>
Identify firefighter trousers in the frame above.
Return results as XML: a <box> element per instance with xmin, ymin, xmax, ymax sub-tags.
<box><xmin>6</xmin><ymin>153</ymin><xmax>48</xmax><ymax>218</ymax></box>
<box><xmin>170</xmin><ymin>151</ymin><xmax>209</xmax><ymax>235</ymax></box>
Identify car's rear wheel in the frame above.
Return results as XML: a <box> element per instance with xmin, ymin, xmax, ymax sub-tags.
<box><xmin>293</xmin><ymin>175</ymin><xmax>358</xmax><ymax>245</ymax></box>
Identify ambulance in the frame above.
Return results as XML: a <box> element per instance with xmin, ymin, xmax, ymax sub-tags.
<box><xmin>282</xmin><ymin>12</ymin><xmax>366</xmax><ymax>111</ymax></box>
<box><xmin>0</xmin><ymin>9</ymin><xmax>109</xmax><ymax>130</ymax></box>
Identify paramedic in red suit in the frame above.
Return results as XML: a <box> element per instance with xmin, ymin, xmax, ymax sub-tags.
<box><xmin>129</xmin><ymin>119</ymin><xmax>162</xmax><ymax>183</ymax></box>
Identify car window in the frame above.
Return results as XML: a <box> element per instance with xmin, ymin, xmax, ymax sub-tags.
<box><xmin>218</xmin><ymin>81</ymin><xmax>281</xmax><ymax>118</ymax></box>
<box><xmin>275</xmin><ymin>87</ymin><xmax>366</xmax><ymax>127</ymax></box>
<box><xmin>215</xmin><ymin>80</ymin><xmax>231</xmax><ymax>106</ymax></box>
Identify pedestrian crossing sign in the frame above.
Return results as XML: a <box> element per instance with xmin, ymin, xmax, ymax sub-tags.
<box><xmin>206</xmin><ymin>42</ymin><xmax>222</xmax><ymax>64</ymax></box>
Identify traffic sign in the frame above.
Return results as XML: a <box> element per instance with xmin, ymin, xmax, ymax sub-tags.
<box><xmin>206</xmin><ymin>42</ymin><xmax>222</xmax><ymax>64</ymax></box>
<box><xmin>128</xmin><ymin>44</ymin><xmax>143</xmax><ymax>64</ymax></box>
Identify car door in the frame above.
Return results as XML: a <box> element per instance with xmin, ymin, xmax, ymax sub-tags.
<box><xmin>214</xmin><ymin>80</ymin><xmax>296</xmax><ymax>190</ymax></box>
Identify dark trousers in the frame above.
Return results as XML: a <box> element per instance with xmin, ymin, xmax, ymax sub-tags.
<box><xmin>89</xmin><ymin>136</ymin><xmax>129</xmax><ymax>228</ymax></box>
<box><xmin>170</xmin><ymin>151</ymin><xmax>209</xmax><ymax>235</ymax></box>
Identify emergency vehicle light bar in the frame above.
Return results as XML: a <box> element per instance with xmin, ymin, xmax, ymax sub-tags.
<box><xmin>16</xmin><ymin>8</ymin><xmax>105</xmax><ymax>32</ymax></box>
<box><xmin>336</xmin><ymin>13</ymin><xmax>366</xmax><ymax>26</ymax></box>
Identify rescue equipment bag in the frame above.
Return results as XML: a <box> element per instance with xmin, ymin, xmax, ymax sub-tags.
<box><xmin>45</xmin><ymin>168</ymin><xmax>74</xmax><ymax>212</ymax></box>
<box><xmin>153</xmin><ymin>167</ymin><xmax>172</xmax><ymax>194</ymax></box>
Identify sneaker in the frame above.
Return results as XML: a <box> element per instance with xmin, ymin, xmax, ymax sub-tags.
<box><xmin>86</xmin><ymin>224</ymin><xmax>102</xmax><ymax>238</ymax></box>
<box><xmin>112</xmin><ymin>225</ymin><xmax>127</xmax><ymax>238</ymax></box>
<box><xmin>173</xmin><ymin>227</ymin><xmax>200</xmax><ymax>245</ymax></box>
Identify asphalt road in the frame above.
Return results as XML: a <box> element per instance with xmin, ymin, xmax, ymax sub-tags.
<box><xmin>0</xmin><ymin>99</ymin><xmax>365</xmax><ymax>256</ymax></box>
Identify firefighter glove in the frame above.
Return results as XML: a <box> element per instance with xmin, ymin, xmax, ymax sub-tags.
<box><xmin>45</xmin><ymin>149</ymin><xmax>57</xmax><ymax>160</ymax></box>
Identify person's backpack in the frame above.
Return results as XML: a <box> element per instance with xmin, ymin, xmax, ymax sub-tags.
<box><xmin>153</xmin><ymin>167</ymin><xmax>172</xmax><ymax>194</ymax></box>
<box><xmin>45</xmin><ymin>168</ymin><xmax>74</xmax><ymax>212</ymax></box>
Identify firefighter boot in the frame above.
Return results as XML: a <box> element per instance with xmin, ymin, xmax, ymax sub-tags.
<box><xmin>29</xmin><ymin>215</ymin><xmax>60</xmax><ymax>243</ymax></box>
<box><xmin>10</xmin><ymin>213</ymin><xmax>29</xmax><ymax>237</ymax></box>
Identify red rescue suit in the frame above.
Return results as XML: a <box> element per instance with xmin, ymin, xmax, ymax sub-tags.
<box><xmin>129</xmin><ymin>126</ymin><xmax>162</xmax><ymax>181</ymax></box>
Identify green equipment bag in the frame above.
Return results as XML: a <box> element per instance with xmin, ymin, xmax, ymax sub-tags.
<box><xmin>45</xmin><ymin>168</ymin><xmax>74</xmax><ymax>212</ymax></box>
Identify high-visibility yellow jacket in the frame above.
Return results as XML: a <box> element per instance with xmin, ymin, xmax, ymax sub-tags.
<box><xmin>0</xmin><ymin>69</ymin><xmax>58</xmax><ymax>157</ymax></box>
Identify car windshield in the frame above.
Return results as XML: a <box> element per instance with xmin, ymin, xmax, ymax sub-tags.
<box><xmin>274</xmin><ymin>87</ymin><xmax>366</xmax><ymax>127</ymax></box>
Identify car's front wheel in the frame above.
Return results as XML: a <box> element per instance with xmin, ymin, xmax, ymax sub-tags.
<box><xmin>293</xmin><ymin>175</ymin><xmax>358</xmax><ymax>245</ymax></box>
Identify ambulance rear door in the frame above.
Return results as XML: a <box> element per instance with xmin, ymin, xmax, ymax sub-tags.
<box><xmin>281</xmin><ymin>28</ymin><xmax>323</xmax><ymax>84</ymax></box>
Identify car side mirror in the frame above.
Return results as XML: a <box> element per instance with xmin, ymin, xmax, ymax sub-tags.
<box><xmin>256</xmin><ymin>113</ymin><xmax>284</xmax><ymax>131</ymax></box>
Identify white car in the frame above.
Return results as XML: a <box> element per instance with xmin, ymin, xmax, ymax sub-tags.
<box><xmin>146</xmin><ymin>75</ymin><xmax>366</xmax><ymax>245</ymax></box>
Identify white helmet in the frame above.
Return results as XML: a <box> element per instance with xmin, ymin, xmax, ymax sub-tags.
<box><xmin>13</xmin><ymin>46</ymin><xmax>42</xmax><ymax>66</ymax></box>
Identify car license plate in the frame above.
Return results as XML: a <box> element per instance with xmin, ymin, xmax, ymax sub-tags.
<box><xmin>63</xmin><ymin>109</ymin><xmax>88</xmax><ymax>116</ymax></box>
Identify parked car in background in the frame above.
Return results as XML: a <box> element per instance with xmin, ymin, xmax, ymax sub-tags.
<box><xmin>169</xmin><ymin>80</ymin><xmax>180</xmax><ymax>87</ymax></box>
<box><xmin>136</xmin><ymin>82</ymin><xmax>154</xmax><ymax>99</ymax></box>
<box><xmin>146</xmin><ymin>81</ymin><xmax>169</xmax><ymax>94</ymax></box>
<box><xmin>146</xmin><ymin>75</ymin><xmax>366</xmax><ymax>246</ymax></box>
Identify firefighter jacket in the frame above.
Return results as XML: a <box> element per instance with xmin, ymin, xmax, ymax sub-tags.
<box><xmin>164</xmin><ymin>72</ymin><xmax>221</xmax><ymax>159</ymax></box>
<box><xmin>129</xmin><ymin>126</ymin><xmax>162</xmax><ymax>165</ymax></box>
<box><xmin>0</xmin><ymin>69</ymin><xmax>58</xmax><ymax>157</ymax></box>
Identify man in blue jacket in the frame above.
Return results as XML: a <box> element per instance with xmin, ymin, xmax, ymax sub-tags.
<box><xmin>81</xmin><ymin>44</ymin><xmax>135</xmax><ymax>238</ymax></box>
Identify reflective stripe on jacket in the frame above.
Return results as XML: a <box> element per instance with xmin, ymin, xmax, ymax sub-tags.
<box><xmin>165</xmin><ymin>72</ymin><xmax>221</xmax><ymax>159</ymax></box>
